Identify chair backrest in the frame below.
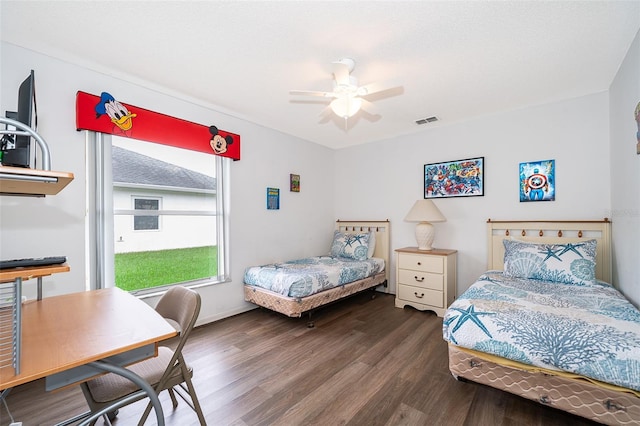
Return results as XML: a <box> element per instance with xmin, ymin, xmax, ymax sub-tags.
<box><xmin>154</xmin><ymin>286</ymin><xmax>201</xmax><ymax>352</ymax></box>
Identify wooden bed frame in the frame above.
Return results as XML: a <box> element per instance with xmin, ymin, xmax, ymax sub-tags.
<box><xmin>244</xmin><ymin>220</ymin><xmax>390</xmax><ymax>326</ymax></box>
<box><xmin>449</xmin><ymin>219</ymin><xmax>640</xmax><ymax>425</ymax></box>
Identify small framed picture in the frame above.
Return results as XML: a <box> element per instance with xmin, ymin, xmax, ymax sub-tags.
<box><xmin>424</xmin><ymin>157</ymin><xmax>484</xmax><ymax>198</ymax></box>
<box><xmin>519</xmin><ymin>159</ymin><xmax>555</xmax><ymax>202</ymax></box>
<box><xmin>267</xmin><ymin>187</ymin><xmax>280</xmax><ymax>210</ymax></box>
<box><xmin>290</xmin><ymin>174</ymin><xmax>300</xmax><ymax>192</ymax></box>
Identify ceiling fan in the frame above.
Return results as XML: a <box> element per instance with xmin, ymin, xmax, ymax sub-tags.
<box><xmin>290</xmin><ymin>58</ymin><xmax>400</xmax><ymax>125</ymax></box>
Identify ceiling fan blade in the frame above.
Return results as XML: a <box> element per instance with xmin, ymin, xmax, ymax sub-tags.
<box><xmin>357</xmin><ymin>80</ymin><xmax>402</xmax><ymax>97</ymax></box>
<box><xmin>318</xmin><ymin>105</ymin><xmax>333</xmax><ymax>123</ymax></box>
<box><xmin>290</xmin><ymin>90</ymin><xmax>335</xmax><ymax>98</ymax></box>
<box><xmin>358</xmin><ymin>98</ymin><xmax>382</xmax><ymax>122</ymax></box>
<box><xmin>359</xmin><ymin>98</ymin><xmax>377</xmax><ymax>114</ymax></box>
<box><xmin>359</xmin><ymin>108</ymin><xmax>382</xmax><ymax>122</ymax></box>
<box><xmin>331</xmin><ymin>60</ymin><xmax>351</xmax><ymax>86</ymax></box>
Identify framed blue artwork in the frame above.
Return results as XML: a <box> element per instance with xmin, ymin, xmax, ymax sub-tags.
<box><xmin>267</xmin><ymin>187</ymin><xmax>280</xmax><ymax>210</ymax></box>
<box><xmin>519</xmin><ymin>159</ymin><xmax>555</xmax><ymax>202</ymax></box>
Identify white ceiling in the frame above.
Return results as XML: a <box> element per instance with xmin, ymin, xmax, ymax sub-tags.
<box><xmin>2</xmin><ymin>1</ymin><xmax>639</xmax><ymax>150</ymax></box>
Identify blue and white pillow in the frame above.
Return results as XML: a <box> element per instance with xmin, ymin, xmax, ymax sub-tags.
<box><xmin>330</xmin><ymin>231</ymin><xmax>371</xmax><ymax>260</ymax></box>
<box><xmin>367</xmin><ymin>231</ymin><xmax>376</xmax><ymax>258</ymax></box>
<box><xmin>503</xmin><ymin>239</ymin><xmax>597</xmax><ymax>286</ymax></box>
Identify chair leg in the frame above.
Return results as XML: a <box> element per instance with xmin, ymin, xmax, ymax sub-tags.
<box><xmin>138</xmin><ymin>401</ymin><xmax>154</xmax><ymax>426</ymax></box>
<box><xmin>183</xmin><ymin>376</ymin><xmax>207</xmax><ymax>426</ymax></box>
<box><xmin>168</xmin><ymin>388</ymin><xmax>179</xmax><ymax>408</ymax></box>
<box><xmin>107</xmin><ymin>410</ymin><xmax>119</xmax><ymax>421</ymax></box>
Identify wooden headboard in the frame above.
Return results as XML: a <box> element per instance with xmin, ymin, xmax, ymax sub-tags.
<box><xmin>487</xmin><ymin>219</ymin><xmax>612</xmax><ymax>283</ymax></box>
<box><xmin>336</xmin><ymin>220</ymin><xmax>391</xmax><ymax>285</ymax></box>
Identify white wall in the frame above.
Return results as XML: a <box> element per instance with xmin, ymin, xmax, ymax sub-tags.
<box><xmin>335</xmin><ymin>92</ymin><xmax>611</xmax><ymax>296</ymax></box>
<box><xmin>609</xmin><ymin>29</ymin><xmax>640</xmax><ymax>307</ymax></box>
<box><xmin>0</xmin><ymin>43</ymin><xmax>335</xmax><ymax>323</ymax></box>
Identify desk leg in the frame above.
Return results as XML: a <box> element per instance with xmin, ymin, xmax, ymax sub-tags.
<box><xmin>76</xmin><ymin>360</ymin><xmax>165</xmax><ymax>426</ymax></box>
<box><xmin>15</xmin><ymin>277</ymin><xmax>22</xmax><ymax>375</ymax></box>
<box><xmin>37</xmin><ymin>276</ymin><xmax>43</xmax><ymax>301</ymax></box>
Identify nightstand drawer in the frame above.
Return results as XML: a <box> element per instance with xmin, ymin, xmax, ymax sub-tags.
<box><xmin>397</xmin><ymin>269</ymin><xmax>443</xmax><ymax>290</ymax></box>
<box><xmin>398</xmin><ymin>253</ymin><xmax>443</xmax><ymax>273</ymax></box>
<box><xmin>398</xmin><ymin>284</ymin><xmax>444</xmax><ymax>308</ymax></box>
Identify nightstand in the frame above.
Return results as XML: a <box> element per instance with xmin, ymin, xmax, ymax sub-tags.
<box><xmin>395</xmin><ymin>247</ymin><xmax>457</xmax><ymax>317</ymax></box>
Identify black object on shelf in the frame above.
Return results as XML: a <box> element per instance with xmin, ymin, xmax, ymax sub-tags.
<box><xmin>0</xmin><ymin>256</ymin><xmax>67</xmax><ymax>270</ymax></box>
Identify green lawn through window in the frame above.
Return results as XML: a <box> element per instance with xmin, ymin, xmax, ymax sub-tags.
<box><xmin>115</xmin><ymin>246</ymin><xmax>218</xmax><ymax>292</ymax></box>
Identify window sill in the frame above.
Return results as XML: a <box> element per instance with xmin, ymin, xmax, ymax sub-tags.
<box><xmin>132</xmin><ymin>276</ymin><xmax>231</xmax><ymax>299</ymax></box>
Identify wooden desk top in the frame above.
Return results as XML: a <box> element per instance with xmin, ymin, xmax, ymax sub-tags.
<box><xmin>0</xmin><ymin>287</ymin><xmax>177</xmax><ymax>390</ymax></box>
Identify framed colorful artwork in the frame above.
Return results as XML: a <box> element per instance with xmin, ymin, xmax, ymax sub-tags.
<box><xmin>290</xmin><ymin>174</ymin><xmax>300</xmax><ymax>192</ymax></box>
<box><xmin>519</xmin><ymin>159</ymin><xmax>555</xmax><ymax>202</ymax></box>
<box><xmin>424</xmin><ymin>157</ymin><xmax>484</xmax><ymax>198</ymax></box>
<box><xmin>267</xmin><ymin>187</ymin><xmax>280</xmax><ymax>210</ymax></box>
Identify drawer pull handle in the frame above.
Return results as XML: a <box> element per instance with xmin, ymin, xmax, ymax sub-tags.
<box><xmin>414</xmin><ymin>276</ymin><xmax>425</xmax><ymax>282</ymax></box>
<box><xmin>414</xmin><ymin>292</ymin><xmax>425</xmax><ymax>298</ymax></box>
<box><xmin>417</xmin><ymin>262</ymin><xmax>422</xmax><ymax>266</ymax></box>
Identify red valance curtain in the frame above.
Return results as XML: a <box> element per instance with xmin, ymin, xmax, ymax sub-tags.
<box><xmin>75</xmin><ymin>91</ymin><xmax>240</xmax><ymax>160</ymax></box>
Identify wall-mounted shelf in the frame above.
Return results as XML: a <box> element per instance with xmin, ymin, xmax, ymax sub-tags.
<box><xmin>0</xmin><ymin>117</ymin><xmax>74</xmax><ymax>196</ymax></box>
<box><xmin>0</xmin><ymin>166</ymin><xmax>74</xmax><ymax>196</ymax></box>
<box><xmin>0</xmin><ymin>263</ymin><xmax>71</xmax><ymax>284</ymax></box>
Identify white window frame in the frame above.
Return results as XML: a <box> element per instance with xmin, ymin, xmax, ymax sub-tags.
<box><xmin>85</xmin><ymin>131</ymin><xmax>230</xmax><ymax>295</ymax></box>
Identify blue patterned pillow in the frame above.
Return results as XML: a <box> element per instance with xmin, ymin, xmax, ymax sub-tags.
<box><xmin>503</xmin><ymin>239</ymin><xmax>597</xmax><ymax>286</ymax></box>
<box><xmin>330</xmin><ymin>231</ymin><xmax>370</xmax><ymax>260</ymax></box>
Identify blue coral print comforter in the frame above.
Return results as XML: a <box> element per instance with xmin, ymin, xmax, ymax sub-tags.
<box><xmin>443</xmin><ymin>271</ymin><xmax>640</xmax><ymax>392</ymax></box>
<box><xmin>244</xmin><ymin>256</ymin><xmax>385</xmax><ymax>298</ymax></box>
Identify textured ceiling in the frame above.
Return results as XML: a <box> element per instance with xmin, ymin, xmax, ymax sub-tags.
<box><xmin>2</xmin><ymin>1</ymin><xmax>639</xmax><ymax>150</ymax></box>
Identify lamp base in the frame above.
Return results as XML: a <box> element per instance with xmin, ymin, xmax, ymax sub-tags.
<box><xmin>415</xmin><ymin>222</ymin><xmax>435</xmax><ymax>251</ymax></box>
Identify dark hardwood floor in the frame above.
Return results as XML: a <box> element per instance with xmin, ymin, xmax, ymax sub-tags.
<box><xmin>1</xmin><ymin>292</ymin><xmax>599</xmax><ymax>426</ymax></box>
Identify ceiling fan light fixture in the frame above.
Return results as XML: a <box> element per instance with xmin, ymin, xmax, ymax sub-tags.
<box><xmin>330</xmin><ymin>96</ymin><xmax>362</xmax><ymax>118</ymax></box>
<box><xmin>291</xmin><ymin>58</ymin><xmax>402</xmax><ymax>125</ymax></box>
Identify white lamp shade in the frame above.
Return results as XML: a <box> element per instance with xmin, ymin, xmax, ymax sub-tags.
<box><xmin>404</xmin><ymin>199</ymin><xmax>446</xmax><ymax>223</ymax></box>
<box><xmin>404</xmin><ymin>199</ymin><xmax>446</xmax><ymax>250</ymax></box>
<box><xmin>330</xmin><ymin>96</ymin><xmax>362</xmax><ymax>118</ymax></box>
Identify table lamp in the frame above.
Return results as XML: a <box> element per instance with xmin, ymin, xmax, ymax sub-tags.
<box><xmin>404</xmin><ymin>199</ymin><xmax>446</xmax><ymax>250</ymax></box>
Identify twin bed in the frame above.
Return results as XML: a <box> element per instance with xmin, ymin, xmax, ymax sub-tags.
<box><xmin>244</xmin><ymin>220</ymin><xmax>390</xmax><ymax>326</ymax></box>
<box><xmin>443</xmin><ymin>219</ymin><xmax>640</xmax><ymax>425</ymax></box>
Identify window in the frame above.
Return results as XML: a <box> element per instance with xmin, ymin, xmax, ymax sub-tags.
<box><xmin>133</xmin><ymin>197</ymin><xmax>160</xmax><ymax>230</ymax></box>
<box><xmin>87</xmin><ymin>133</ymin><xmax>230</xmax><ymax>295</ymax></box>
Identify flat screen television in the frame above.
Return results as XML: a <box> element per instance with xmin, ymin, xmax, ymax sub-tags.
<box><xmin>2</xmin><ymin>70</ymin><xmax>35</xmax><ymax>167</ymax></box>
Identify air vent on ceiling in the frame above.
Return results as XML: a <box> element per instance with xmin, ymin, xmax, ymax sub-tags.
<box><xmin>415</xmin><ymin>116</ymin><xmax>439</xmax><ymax>125</ymax></box>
